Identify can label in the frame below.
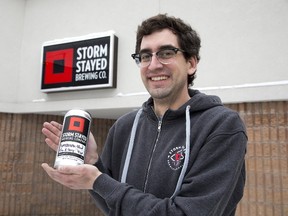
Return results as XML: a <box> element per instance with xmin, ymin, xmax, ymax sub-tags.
<box><xmin>54</xmin><ymin>110</ymin><xmax>91</xmax><ymax>168</ymax></box>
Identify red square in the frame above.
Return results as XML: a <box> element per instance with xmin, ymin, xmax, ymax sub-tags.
<box><xmin>68</xmin><ymin>117</ymin><xmax>85</xmax><ymax>133</ymax></box>
<box><xmin>44</xmin><ymin>49</ymin><xmax>74</xmax><ymax>84</ymax></box>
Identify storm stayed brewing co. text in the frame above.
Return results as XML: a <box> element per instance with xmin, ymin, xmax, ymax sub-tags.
<box><xmin>76</xmin><ymin>44</ymin><xmax>108</xmax><ymax>73</ymax></box>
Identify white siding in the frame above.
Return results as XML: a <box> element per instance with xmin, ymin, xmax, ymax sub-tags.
<box><xmin>1</xmin><ymin>0</ymin><xmax>287</xmax><ymax>118</ymax></box>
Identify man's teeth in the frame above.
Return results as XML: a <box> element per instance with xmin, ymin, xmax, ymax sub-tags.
<box><xmin>151</xmin><ymin>76</ymin><xmax>168</xmax><ymax>81</ymax></box>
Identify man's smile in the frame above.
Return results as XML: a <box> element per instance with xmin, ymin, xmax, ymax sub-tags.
<box><xmin>150</xmin><ymin>76</ymin><xmax>169</xmax><ymax>81</ymax></box>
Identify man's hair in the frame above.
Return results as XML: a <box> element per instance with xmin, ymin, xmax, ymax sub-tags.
<box><xmin>135</xmin><ymin>14</ymin><xmax>201</xmax><ymax>86</ymax></box>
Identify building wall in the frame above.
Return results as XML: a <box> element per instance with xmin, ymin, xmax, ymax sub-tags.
<box><xmin>0</xmin><ymin>0</ymin><xmax>25</xmax><ymax>105</ymax></box>
<box><xmin>1</xmin><ymin>101</ymin><xmax>287</xmax><ymax>215</ymax></box>
<box><xmin>0</xmin><ymin>0</ymin><xmax>288</xmax><ymax>118</ymax></box>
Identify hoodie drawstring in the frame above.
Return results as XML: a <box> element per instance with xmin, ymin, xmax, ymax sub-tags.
<box><xmin>121</xmin><ymin>108</ymin><xmax>143</xmax><ymax>183</ymax></box>
<box><xmin>170</xmin><ymin>105</ymin><xmax>191</xmax><ymax>198</ymax></box>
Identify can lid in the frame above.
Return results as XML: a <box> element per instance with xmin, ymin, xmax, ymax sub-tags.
<box><xmin>65</xmin><ymin>109</ymin><xmax>92</xmax><ymax>120</ymax></box>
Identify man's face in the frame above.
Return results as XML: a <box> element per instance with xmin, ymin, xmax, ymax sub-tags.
<box><xmin>139</xmin><ymin>29</ymin><xmax>196</xmax><ymax>103</ymax></box>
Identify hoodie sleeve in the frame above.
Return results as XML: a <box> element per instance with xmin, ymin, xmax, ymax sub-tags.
<box><xmin>90</xmin><ymin>111</ymin><xmax>247</xmax><ymax>216</ymax></box>
<box><xmin>88</xmin><ymin>158</ymin><xmax>110</xmax><ymax>215</ymax></box>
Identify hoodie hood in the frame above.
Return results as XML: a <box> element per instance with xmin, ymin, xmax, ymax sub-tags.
<box><xmin>142</xmin><ymin>89</ymin><xmax>223</xmax><ymax>118</ymax></box>
<box><xmin>186</xmin><ymin>89</ymin><xmax>223</xmax><ymax>112</ymax></box>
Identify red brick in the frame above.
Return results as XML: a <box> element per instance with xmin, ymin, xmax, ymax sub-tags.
<box><xmin>265</xmin><ymin>204</ymin><xmax>274</xmax><ymax>215</ymax></box>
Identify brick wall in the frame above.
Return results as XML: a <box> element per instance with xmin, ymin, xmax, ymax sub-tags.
<box><xmin>229</xmin><ymin>102</ymin><xmax>288</xmax><ymax>216</ymax></box>
<box><xmin>0</xmin><ymin>101</ymin><xmax>287</xmax><ymax>215</ymax></box>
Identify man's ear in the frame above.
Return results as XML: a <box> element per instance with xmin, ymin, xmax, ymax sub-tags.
<box><xmin>188</xmin><ymin>56</ymin><xmax>198</xmax><ymax>75</ymax></box>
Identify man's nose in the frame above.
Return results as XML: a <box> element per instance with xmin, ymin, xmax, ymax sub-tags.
<box><xmin>148</xmin><ymin>55</ymin><xmax>163</xmax><ymax>70</ymax></box>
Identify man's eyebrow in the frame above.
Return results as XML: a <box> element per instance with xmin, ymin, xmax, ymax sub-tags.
<box><xmin>139</xmin><ymin>45</ymin><xmax>176</xmax><ymax>53</ymax></box>
<box><xmin>159</xmin><ymin>45</ymin><xmax>176</xmax><ymax>50</ymax></box>
<box><xmin>139</xmin><ymin>48</ymin><xmax>151</xmax><ymax>54</ymax></box>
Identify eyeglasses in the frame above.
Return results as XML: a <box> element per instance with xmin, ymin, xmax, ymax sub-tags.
<box><xmin>131</xmin><ymin>47</ymin><xmax>185</xmax><ymax>68</ymax></box>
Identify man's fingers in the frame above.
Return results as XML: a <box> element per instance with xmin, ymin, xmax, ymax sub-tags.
<box><xmin>44</xmin><ymin>137</ymin><xmax>59</xmax><ymax>151</ymax></box>
<box><xmin>42</xmin><ymin>127</ymin><xmax>59</xmax><ymax>148</ymax></box>
<box><xmin>42</xmin><ymin>121</ymin><xmax>63</xmax><ymax>150</ymax></box>
<box><xmin>50</xmin><ymin>121</ymin><xmax>63</xmax><ymax>130</ymax></box>
<box><xmin>43</xmin><ymin>121</ymin><xmax>62</xmax><ymax>137</ymax></box>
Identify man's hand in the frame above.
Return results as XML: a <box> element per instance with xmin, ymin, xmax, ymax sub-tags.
<box><xmin>42</xmin><ymin>121</ymin><xmax>99</xmax><ymax>164</ymax></box>
<box><xmin>41</xmin><ymin>163</ymin><xmax>102</xmax><ymax>190</ymax></box>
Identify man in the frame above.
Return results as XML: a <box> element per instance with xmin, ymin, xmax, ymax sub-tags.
<box><xmin>42</xmin><ymin>14</ymin><xmax>247</xmax><ymax>216</ymax></box>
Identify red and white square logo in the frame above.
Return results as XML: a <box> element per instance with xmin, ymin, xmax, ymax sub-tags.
<box><xmin>68</xmin><ymin>117</ymin><xmax>85</xmax><ymax>133</ymax></box>
<box><xmin>43</xmin><ymin>49</ymin><xmax>74</xmax><ymax>84</ymax></box>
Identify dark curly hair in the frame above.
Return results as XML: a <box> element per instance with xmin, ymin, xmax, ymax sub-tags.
<box><xmin>135</xmin><ymin>14</ymin><xmax>201</xmax><ymax>87</ymax></box>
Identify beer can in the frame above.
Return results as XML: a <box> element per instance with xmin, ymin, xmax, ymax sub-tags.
<box><xmin>54</xmin><ymin>109</ymin><xmax>92</xmax><ymax>169</ymax></box>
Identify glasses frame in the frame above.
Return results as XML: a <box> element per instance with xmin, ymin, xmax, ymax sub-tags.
<box><xmin>131</xmin><ymin>47</ymin><xmax>185</xmax><ymax>68</ymax></box>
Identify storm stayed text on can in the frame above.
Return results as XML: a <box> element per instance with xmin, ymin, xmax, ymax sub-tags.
<box><xmin>54</xmin><ymin>109</ymin><xmax>92</xmax><ymax>169</ymax></box>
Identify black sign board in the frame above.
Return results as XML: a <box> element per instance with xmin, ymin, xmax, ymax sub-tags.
<box><xmin>41</xmin><ymin>31</ymin><xmax>118</xmax><ymax>92</ymax></box>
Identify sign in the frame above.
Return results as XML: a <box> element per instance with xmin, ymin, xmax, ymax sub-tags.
<box><xmin>41</xmin><ymin>31</ymin><xmax>118</xmax><ymax>92</ymax></box>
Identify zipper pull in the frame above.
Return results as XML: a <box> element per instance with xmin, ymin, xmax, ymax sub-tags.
<box><xmin>157</xmin><ymin>120</ymin><xmax>162</xmax><ymax>132</ymax></box>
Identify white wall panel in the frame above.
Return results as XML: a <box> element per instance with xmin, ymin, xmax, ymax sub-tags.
<box><xmin>0</xmin><ymin>0</ymin><xmax>287</xmax><ymax>118</ymax></box>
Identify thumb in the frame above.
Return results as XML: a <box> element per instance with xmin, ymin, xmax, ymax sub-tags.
<box><xmin>57</xmin><ymin>165</ymin><xmax>77</xmax><ymax>174</ymax></box>
<box><xmin>41</xmin><ymin>163</ymin><xmax>53</xmax><ymax>171</ymax></box>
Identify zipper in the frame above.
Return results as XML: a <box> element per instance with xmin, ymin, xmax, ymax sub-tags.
<box><xmin>143</xmin><ymin>118</ymin><xmax>162</xmax><ymax>193</ymax></box>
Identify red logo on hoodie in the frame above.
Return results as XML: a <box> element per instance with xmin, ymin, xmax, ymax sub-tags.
<box><xmin>167</xmin><ymin>145</ymin><xmax>186</xmax><ymax>170</ymax></box>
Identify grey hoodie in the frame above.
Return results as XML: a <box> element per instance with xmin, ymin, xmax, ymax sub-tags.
<box><xmin>90</xmin><ymin>89</ymin><xmax>247</xmax><ymax>216</ymax></box>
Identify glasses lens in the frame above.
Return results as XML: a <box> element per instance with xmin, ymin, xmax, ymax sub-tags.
<box><xmin>140</xmin><ymin>53</ymin><xmax>151</xmax><ymax>63</ymax></box>
<box><xmin>158</xmin><ymin>49</ymin><xmax>175</xmax><ymax>59</ymax></box>
<box><xmin>157</xmin><ymin>49</ymin><xmax>176</xmax><ymax>64</ymax></box>
<box><xmin>137</xmin><ymin>53</ymin><xmax>150</xmax><ymax>67</ymax></box>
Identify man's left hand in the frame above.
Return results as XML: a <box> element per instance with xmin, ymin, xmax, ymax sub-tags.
<box><xmin>41</xmin><ymin>163</ymin><xmax>101</xmax><ymax>190</ymax></box>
